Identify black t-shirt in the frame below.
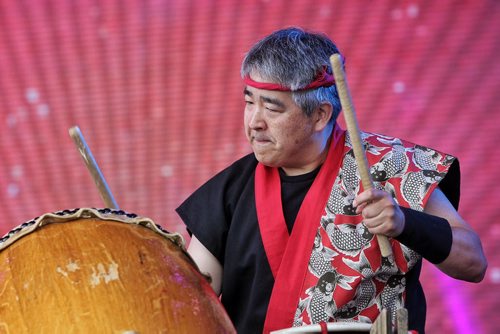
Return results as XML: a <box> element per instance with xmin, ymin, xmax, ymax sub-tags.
<box><xmin>177</xmin><ymin>154</ymin><xmax>271</xmax><ymax>333</ymax></box>
<box><xmin>176</xmin><ymin>153</ymin><xmax>429</xmax><ymax>333</ymax></box>
<box><xmin>279</xmin><ymin>166</ymin><xmax>320</xmax><ymax>233</ymax></box>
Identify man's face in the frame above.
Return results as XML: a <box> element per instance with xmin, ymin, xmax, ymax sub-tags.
<box><xmin>243</xmin><ymin>77</ymin><xmax>318</xmax><ymax>172</ymax></box>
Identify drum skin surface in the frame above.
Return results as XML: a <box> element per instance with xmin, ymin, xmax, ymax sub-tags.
<box><xmin>0</xmin><ymin>209</ymin><xmax>235</xmax><ymax>333</ymax></box>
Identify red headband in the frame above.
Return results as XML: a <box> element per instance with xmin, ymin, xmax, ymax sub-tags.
<box><xmin>243</xmin><ymin>66</ymin><xmax>336</xmax><ymax>92</ymax></box>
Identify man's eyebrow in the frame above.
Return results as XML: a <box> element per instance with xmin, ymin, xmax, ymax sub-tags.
<box><xmin>261</xmin><ymin>96</ymin><xmax>285</xmax><ymax>108</ymax></box>
<box><xmin>243</xmin><ymin>87</ymin><xmax>286</xmax><ymax>108</ymax></box>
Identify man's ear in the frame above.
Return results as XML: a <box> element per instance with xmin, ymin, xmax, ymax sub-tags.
<box><xmin>314</xmin><ymin>102</ymin><xmax>333</xmax><ymax>131</ymax></box>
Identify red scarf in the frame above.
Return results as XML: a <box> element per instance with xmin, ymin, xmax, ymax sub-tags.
<box><xmin>255</xmin><ymin>125</ymin><xmax>346</xmax><ymax>333</ymax></box>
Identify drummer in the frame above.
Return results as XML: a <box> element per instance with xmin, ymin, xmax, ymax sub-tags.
<box><xmin>176</xmin><ymin>27</ymin><xmax>487</xmax><ymax>334</ymax></box>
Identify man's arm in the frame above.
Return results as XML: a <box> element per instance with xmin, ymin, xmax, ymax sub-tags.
<box><xmin>187</xmin><ymin>236</ymin><xmax>223</xmax><ymax>295</ymax></box>
<box><xmin>423</xmin><ymin>188</ymin><xmax>487</xmax><ymax>282</ymax></box>
<box><xmin>354</xmin><ymin>187</ymin><xmax>487</xmax><ymax>282</ymax></box>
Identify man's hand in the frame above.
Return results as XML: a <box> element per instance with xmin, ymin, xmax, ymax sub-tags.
<box><xmin>352</xmin><ymin>188</ymin><xmax>405</xmax><ymax>238</ymax></box>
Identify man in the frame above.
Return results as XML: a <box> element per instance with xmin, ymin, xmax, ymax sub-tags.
<box><xmin>176</xmin><ymin>27</ymin><xmax>487</xmax><ymax>334</ymax></box>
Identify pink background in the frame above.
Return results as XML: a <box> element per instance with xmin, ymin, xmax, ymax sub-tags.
<box><xmin>0</xmin><ymin>1</ymin><xmax>498</xmax><ymax>333</ymax></box>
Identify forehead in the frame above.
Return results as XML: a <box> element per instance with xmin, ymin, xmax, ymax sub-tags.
<box><xmin>243</xmin><ymin>85</ymin><xmax>295</xmax><ymax>108</ymax></box>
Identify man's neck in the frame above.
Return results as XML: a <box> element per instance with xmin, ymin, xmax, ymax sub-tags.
<box><xmin>281</xmin><ymin>136</ymin><xmax>332</xmax><ymax>176</ymax></box>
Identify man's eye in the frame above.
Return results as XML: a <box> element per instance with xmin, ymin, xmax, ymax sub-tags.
<box><xmin>245</xmin><ymin>100</ymin><xmax>254</xmax><ymax>105</ymax></box>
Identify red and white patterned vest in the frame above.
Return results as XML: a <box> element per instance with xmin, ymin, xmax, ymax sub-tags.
<box><xmin>292</xmin><ymin>132</ymin><xmax>455</xmax><ymax>326</ymax></box>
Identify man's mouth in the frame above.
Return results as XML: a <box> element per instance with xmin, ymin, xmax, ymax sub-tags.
<box><xmin>252</xmin><ymin>134</ymin><xmax>271</xmax><ymax>143</ymax></box>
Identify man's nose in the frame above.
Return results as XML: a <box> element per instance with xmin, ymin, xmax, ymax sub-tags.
<box><xmin>249</xmin><ymin>108</ymin><xmax>266</xmax><ymax>129</ymax></box>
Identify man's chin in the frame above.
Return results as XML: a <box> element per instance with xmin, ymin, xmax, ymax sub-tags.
<box><xmin>252</xmin><ymin>152</ymin><xmax>279</xmax><ymax>167</ymax></box>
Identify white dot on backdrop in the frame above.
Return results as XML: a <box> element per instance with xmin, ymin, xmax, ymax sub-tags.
<box><xmin>407</xmin><ymin>4</ymin><xmax>419</xmax><ymax>18</ymax></box>
<box><xmin>25</xmin><ymin>88</ymin><xmax>40</xmax><ymax>103</ymax></box>
<box><xmin>393</xmin><ymin>81</ymin><xmax>406</xmax><ymax>93</ymax></box>
<box><xmin>160</xmin><ymin>165</ymin><xmax>173</xmax><ymax>178</ymax></box>
<box><xmin>490</xmin><ymin>267</ymin><xmax>500</xmax><ymax>284</ymax></box>
<box><xmin>7</xmin><ymin>183</ymin><xmax>20</xmax><ymax>198</ymax></box>
<box><xmin>37</xmin><ymin>104</ymin><xmax>50</xmax><ymax>118</ymax></box>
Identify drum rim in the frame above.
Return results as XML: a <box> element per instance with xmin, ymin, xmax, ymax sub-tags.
<box><xmin>271</xmin><ymin>322</ymin><xmax>372</xmax><ymax>333</ymax></box>
<box><xmin>0</xmin><ymin>207</ymin><xmax>185</xmax><ymax>251</ymax></box>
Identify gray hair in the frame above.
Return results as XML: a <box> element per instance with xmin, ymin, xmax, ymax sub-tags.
<box><xmin>241</xmin><ymin>27</ymin><xmax>342</xmax><ymax>121</ymax></box>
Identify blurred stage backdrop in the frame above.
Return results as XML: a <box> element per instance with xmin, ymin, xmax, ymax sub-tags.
<box><xmin>0</xmin><ymin>0</ymin><xmax>498</xmax><ymax>333</ymax></box>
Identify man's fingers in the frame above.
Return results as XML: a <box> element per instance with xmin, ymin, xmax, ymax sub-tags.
<box><xmin>363</xmin><ymin>219</ymin><xmax>384</xmax><ymax>234</ymax></box>
<box><xmin>355</xmin><ymin>202</ymin><xmax>367</xmax><ymax>214</ymax></box>
<box><xmin>353</xmin><ymin>188</ymin><xmax>385</xmax><ymax>207</ymax></box>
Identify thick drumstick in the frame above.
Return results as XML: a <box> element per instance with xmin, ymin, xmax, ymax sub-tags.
<box><xmin>69</xmin><ymin>126</ymin><xmax>119</xmax><ymax>209</ymax></box>
<box><xmin>330</xmin><ymin>54</ymin><xmax>393</xmax><ymax>258</ymax></box>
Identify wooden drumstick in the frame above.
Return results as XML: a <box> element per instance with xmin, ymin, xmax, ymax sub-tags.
<box><xmin>69</xmin><ymin>126</ymin><xmax>119</xmax><ymax>209</ymax></box>
<box><xmin>330</xmin><ymin>54</ymin><xmax>393</xmax><ymax>258</ymax></box>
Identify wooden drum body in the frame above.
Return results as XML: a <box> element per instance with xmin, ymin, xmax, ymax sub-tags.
<box><xmin>0</xmin><ymin>208</ymin><xmax>235</xmax><ymax>333</ymax></box>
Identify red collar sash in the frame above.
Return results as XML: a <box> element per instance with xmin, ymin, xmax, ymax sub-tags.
<box><xmin>255</xmin><ymin>125</ymin><xmax>346</xmax><ymax>333</ymax></box>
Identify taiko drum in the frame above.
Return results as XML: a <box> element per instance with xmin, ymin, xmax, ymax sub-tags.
<box><xmin>0</xmin><ymin>208</ymin><xmax>235</xmax><ymax>333</ymax></box>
